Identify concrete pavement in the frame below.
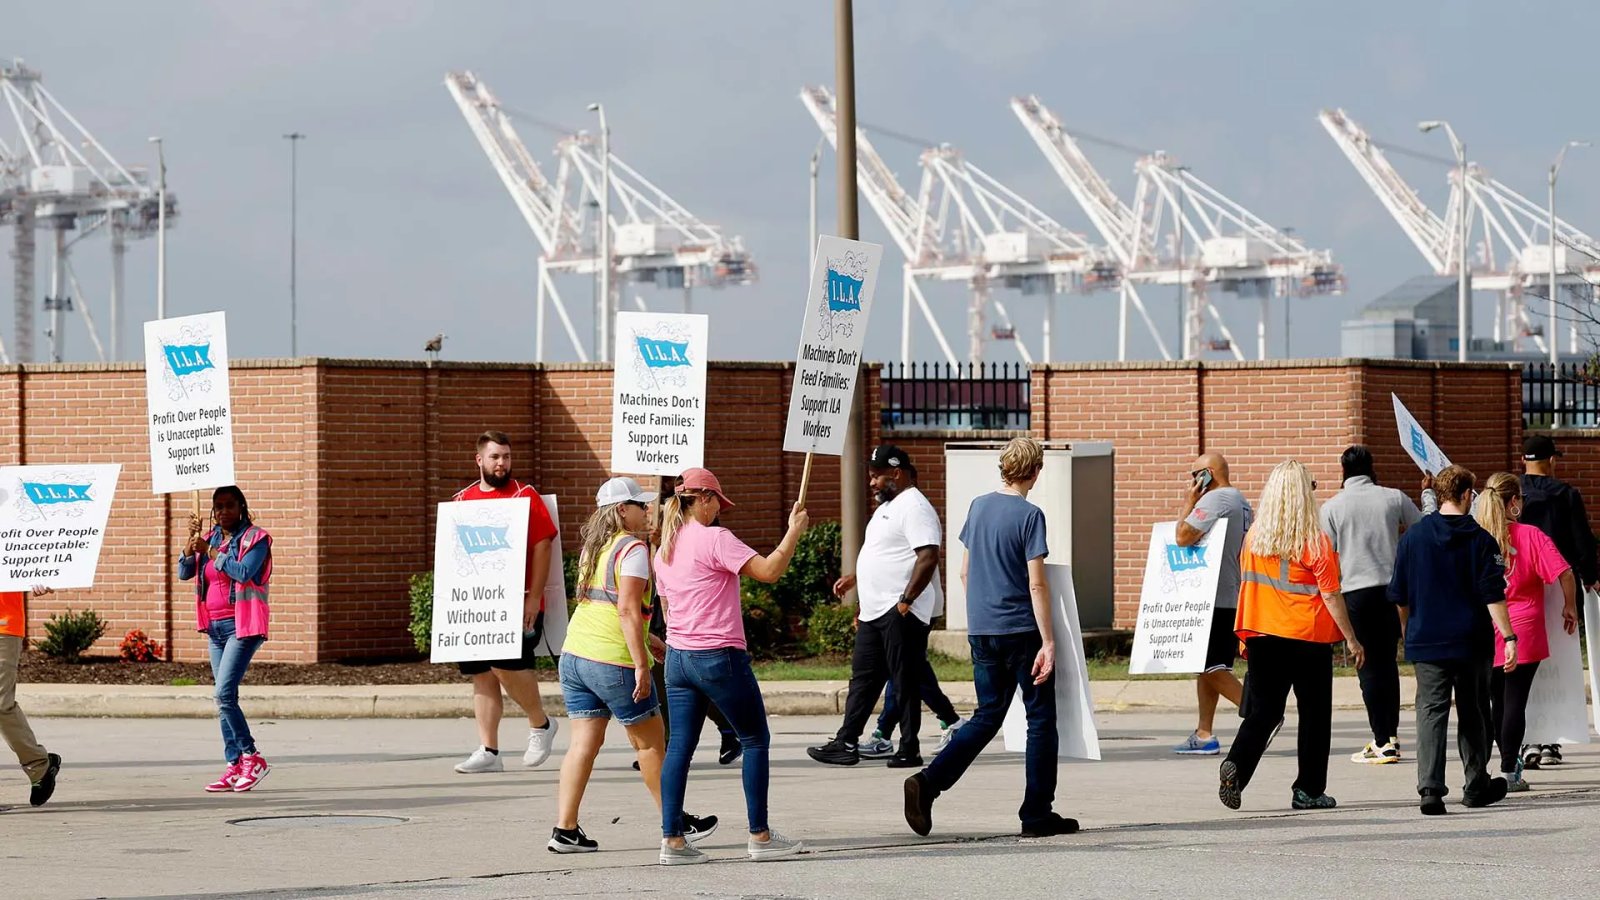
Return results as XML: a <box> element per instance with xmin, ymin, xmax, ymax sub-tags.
<box><xmin>17</xmin><ymin>673</ymin><xmax>1450</xmax><ymax>718</ymax></box>
<box><xmin>7</xmin><ymin>710</ymin><xmax>1600</xmax><ymax>899</ymax></box>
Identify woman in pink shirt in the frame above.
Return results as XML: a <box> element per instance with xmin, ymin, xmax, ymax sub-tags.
<box><xmin>653</xmin><ymin>468</ymin><xmax>809</xmax><ymax>865</ymax></box>
<box><xmin>1474</xmin><ymin>472</ymin><xmax>1578</xmax><ymax>792</ymax></box>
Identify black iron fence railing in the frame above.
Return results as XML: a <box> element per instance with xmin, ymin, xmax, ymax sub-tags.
<box><xmin>880</xmin><ymin>362</ymin><xmax>1030</xmax><ymax>432</ymax></box>
<box><xmin>1523</xmin><ymin>362</ymin><xmax>1600</xmax><ymax>428</ymax></box>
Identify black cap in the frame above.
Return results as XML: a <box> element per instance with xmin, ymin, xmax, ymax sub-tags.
<box><xmin>869</xmin><ymin>444</ymin><xmax>915</xmax><ymax>474</ymax></box>
<box><xmin>1523</xmin><ymin>434</ymin><xmax>1563</xmax><ymax>461</ymax></box>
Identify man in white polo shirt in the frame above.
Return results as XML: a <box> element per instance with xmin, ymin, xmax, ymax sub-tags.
<box><xmin>807</xmin><ymin>445</ymin><xmax>943</xmax><ymax>769</ymax></box>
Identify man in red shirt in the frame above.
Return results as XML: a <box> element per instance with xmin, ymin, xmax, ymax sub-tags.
<box><xmin>451</xmin><ymin>431</ymin><xmax>560</xmax><ymax>774</ymax></box>
<box><xmin>1</xmin><ymin>585</ymin><xmax>61</xmax><ymax>805</ymax></box>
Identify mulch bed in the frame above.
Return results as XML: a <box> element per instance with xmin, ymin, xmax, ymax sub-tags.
<box><xmin>17</xmin><ymin>653</ymin><xmax>558</xmax><ymax>686</ymax></box>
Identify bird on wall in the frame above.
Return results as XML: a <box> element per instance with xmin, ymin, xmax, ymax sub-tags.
<box><xmin>424</xmin><ymin>333</ymin><xmax>445</xmax><ymax>363</ymax></box>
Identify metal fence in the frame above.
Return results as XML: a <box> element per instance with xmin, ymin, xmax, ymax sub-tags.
<box><xmin>879</xmin><ymin>362</ymin><xmax>1030</xmax><ymax>432</ymax></box>
<box><xmin>1523</xmin><ymin>362</ymin><xmax>1600</xmax><ymax>428</ymax></box>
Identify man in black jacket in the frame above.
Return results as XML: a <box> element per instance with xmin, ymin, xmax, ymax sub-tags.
<box><xmin>1518</xmin><ymin>434</ymin><xmax>1597</xmax><ymax>768</ymax></box>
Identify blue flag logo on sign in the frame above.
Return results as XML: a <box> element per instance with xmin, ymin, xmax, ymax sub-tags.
<box><xmin>456</xmin><ymin>524</ymin><xmax>511</xmax><ymax>555</ymax></box>
<box><xmin>163</xmin><ymin>343</ymin><xmax>215</xmax><ymax>377</ymax></box>
<box><xmin>1165</xmin><ymin>543</ymin><xmax>1207</xmax><ymax>572</ymax></box>
<box><xmin>824</xmin><ymin>266</ymin><xmax>863</xmax><ymax>313</ymax></box>
<box><xmin>636</xmin><ymin>336</ymin><xmax>691</xmax><ymax>369</ymax></box>
<box><xmin>22</xmin><ymin>482</ymin><xmax>92</xmax><ymax>505</ymax></box>
<box><xmin>1409</xmin><ymin>426</ymin><xmax>1428</xmax><ymax>464</ymax></box>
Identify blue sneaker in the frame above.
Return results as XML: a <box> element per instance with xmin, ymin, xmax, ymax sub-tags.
<box><xmin>1175</xmin><ymin>731</ymin><xmax>1221</xmax><ymax>755</ymax></box>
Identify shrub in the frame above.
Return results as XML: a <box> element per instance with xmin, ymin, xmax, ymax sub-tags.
<box><xmin>407</xmin><ymin>571</ymin><xmax>434</xmax><ymax>654</ymax></box>
<box><xmin>771</xmin><ymin>520</ymin><xmax>840</xmax><ymax>619</ymax></box>
<box><xmin>35</xmin><ymin>609</ymin><xmax>107</xmax><ymax>661</ymax></box>
<box><xmin>118</xmin><ymin>629</ymin><xmax>164</xmax><ymax>663</ymax></box>
<box><xmin>803</xmin><ymin>602</ymin><xmax>856</xmax><ymax>656</ymax></box>
<box><xmin>741</xmin><ymin>582</ymin><xmax>787</xmax><ymax>660</ymax></box>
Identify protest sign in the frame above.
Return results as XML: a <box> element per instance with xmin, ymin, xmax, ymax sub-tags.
<box><xmin>532</xmin><ymin>495</ymin><xmax>568</xmax><ymax>657</ymax></box>
<box><xmin>611</xmin><ymin>312</ymin><xmax>708</xmax><ymax>475</ymax></box>
<box><xmin>0</xmin><ymin>464</ymin><xmax>121</xmax><ymax>591</ymax></box>
<box><xmin>1588</xmin><ymin>590</ymin><xmax>1600</xmax><ymax>736</ymax></box>
<box><xmin>145</xmin><ymin>311</ymin><xmax>235</xmax><ymax>494</ymax></box>
<box><xmin>430</xmin><ymin>497</ymin><xmax>530</xmax><ymax>663</ymax></box>
<box><xmin>783</xmin><ymin>236</ymin><xmax>884</xmax><ymax>460</ymax></box>
<box><xmin>1003</xmin><ymin>564</ymin><xmax>1101</xmax><ymax>760</ymax></box>
<box><xmin>1524</xmin><ymin>583</ymin><xmax>1591</xmax><ymax>745</ymax></box>
<box><xmin>1129</xmin><ymin>520</ymin><xmax>1227</xmax><ymax>675</ymax></box>
<box><xmin>1392</xmin><ymin>392</ymin><xmax>1450</xmax><ymax>475</ymax></box>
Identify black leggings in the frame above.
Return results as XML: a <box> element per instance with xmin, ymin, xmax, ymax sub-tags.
<box><xmin>1490</xmin><ymin>660</ymin><xmax>1541</xmax><ymax>774</ymax></box>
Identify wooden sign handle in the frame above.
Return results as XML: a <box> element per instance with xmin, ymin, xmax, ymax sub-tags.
<box><xmin>796</xmin><ymin>452</ymin><xmax>814</xmax><ymax>511</ymax></box>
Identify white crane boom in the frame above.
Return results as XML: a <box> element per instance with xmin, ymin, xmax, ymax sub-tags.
<box><xmin>1319</xmin><ymin>108</ymin><xmax>1453</xmax><ymax>272</ymax></box>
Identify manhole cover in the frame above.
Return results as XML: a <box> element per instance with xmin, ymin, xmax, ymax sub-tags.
<box><xmin>228</xmin><ymin>815</ymin><xmax>408</xmax><ymax>828</ymax></box>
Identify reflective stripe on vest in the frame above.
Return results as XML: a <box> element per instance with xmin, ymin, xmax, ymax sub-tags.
<box><xmin>579</xmin><ymin>535</ymin><xmax>645</xmax><ymax>604</ymax></box>
<box><xmin>1241</xmin><ymin>557</ymin><xmax>1320</xmax><ymax>596</ymax></box>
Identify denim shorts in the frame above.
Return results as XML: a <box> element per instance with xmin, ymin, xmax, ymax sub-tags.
<box><xmin>559</xmin><ymin>653</ymin><xmax>660</xmax><ymax>726</ymax></box>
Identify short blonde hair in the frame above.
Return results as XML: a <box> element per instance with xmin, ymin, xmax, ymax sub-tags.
<box><xmin>998</xmin><ymin>436</ymin><xmax>1044</xmax><ymax>485</ymax></box>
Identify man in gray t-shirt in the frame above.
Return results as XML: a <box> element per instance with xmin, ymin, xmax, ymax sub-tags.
<box><xmin>1172</xmin><ymin>452</ymin><xmax>1254</xmax><ymax>755</ymax></box>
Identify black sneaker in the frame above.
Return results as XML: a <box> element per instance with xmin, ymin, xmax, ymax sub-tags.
<box><xmin>885</xmin><ymin>753</ymin><xmax>923</xmax><ymax>769</ymax></box>
<box><xmin>30</xmin><ymin>753</ymin><xmax>61</xmax><ymax>808</ymax></box>
<box><xmin>1420</xmin><ymin>791</ymin><xmax>1447</xmax><ymax>816</ymax></box>
<box><xmin>547</xmin><ymin>825</ymin><xmax>598</xmax><ymax>854</ymax></box>
<box><xmin>1463</xmin><ymin>777</ymin><xmax>1509</xmax><ymax>809</ymax></box>
<box><xmin>904</xmin><ymin>772</ymin><xmax>937</xmax><ymax>836</ymax></box>
<box><xmin>718</xmin><ymin>732</ymin><xmax>742</xmax><ymax>766</ymax></box>
<box><xmin>1218</xmin><ymin>760</ymin><xmax>1242</xmax><ymax>810</ymax></box>
<box><xmin>683</xmin><ymin>813</ymin><xmax>719</xmax><ymax>844</ymax></box>
<box><xmin>806</xmin><ymin>738</ymin><xmax>860</xmax><ymax>766</ymax></box>
<box><xmin>1021</xmin><ymin>812</ymin><xmax>1080</xmax><ymax>837</ymax></box>
<box><xmin>632</xmin><ymin>760</ymin><xmax>641</xmax><ymax>771</ymax></box>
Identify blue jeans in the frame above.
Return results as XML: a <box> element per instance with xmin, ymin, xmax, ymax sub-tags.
<box><xmin>660</xmin><ymin>647</ymin><xmax>770</xmax><ymax>837</ymax></box>
<box><xmin>878</xmin><ymin>657</ymin><xmax>962</xmax><ymax>736</ymax></box>
<box><xmin>923</xmin><ymin>631</ymin><xmax>1058</xmax><ymax>826</ymax></box>
<box><xmin>206</xmin><ymin>618</ymin><xmax>264</xmax><ymax>763</ymax></box>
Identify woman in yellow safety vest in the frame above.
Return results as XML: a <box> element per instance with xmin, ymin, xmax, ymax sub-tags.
<box><xmin>548</xmin><ymin>476</ymin><xmax>716</xmax><ymax>854</ymax></box>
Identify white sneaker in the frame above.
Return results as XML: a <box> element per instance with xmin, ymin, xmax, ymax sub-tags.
<box><xmin>936</xmin><ymin>718</ymin><xmax>965</xmax><ymax>751</ymax></box>
<box><xmin>524</xmin><ymin>718</ymin><xmax>558</xmax><ymax>767</ymax></box>
<box><xmin>660</xmin><ymin>839</ymin><xmax>710</xmax><ymax>866</ymax></box>
<box><xmin>859</xmin><ymin>736</ymin><xmax>896</xmax><ymax>759</ymax></box>
<box><xmin>454</xmin><ymin>746</ymin><xmax>503</xmax><ymax>774</ymax></box>
<box><xmin>748</xmin><ymin>828</ymin><xmax>805</xmax><ymax>861</ymax></box>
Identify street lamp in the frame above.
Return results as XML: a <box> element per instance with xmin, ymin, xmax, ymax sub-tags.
<box><xmin>148</xmin><ymin>137</ymin><xmax>167</xmax><ymax>321</ymax></box>
<box><xmin>1419</xmin><ymin>120</ymin><xmax>1469</xmax><ymax>361</ymax></box>
<box><xmin>587</xmin><ymin>102</ymin><xmax>612</xmax><ymax>363</ymax></box>
<box><xmin>283</xmin><ymin>132</ymin><xmax>306</xmax><ymax>357</ymax></box>
<box><xmin>1549</xmin><ymin>140</ymin><xmax>1589</xmax><ymax>427</ymax></box>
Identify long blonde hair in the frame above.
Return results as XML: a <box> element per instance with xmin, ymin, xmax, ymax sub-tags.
<box><xmin>1247</xmin><ymin>460</ymin><xmax>1324</xmax><ymax>561</ymax></box>
<box><xmin>658</xmin><ymin>490</ymin><xmax>708</xmax><ymax>565</ymax></box>
<box><xmin>576</xmin><ymin>503</ymin><xmax>629</xmax><ymax>592</ymax></box>
<box><xmin>1473</xmin><ymin>471</ymin><xmax>1520</xmax><ymax>559</ymax></box>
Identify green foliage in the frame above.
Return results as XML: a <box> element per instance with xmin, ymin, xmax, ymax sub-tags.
<box><xmin>740</xmin><ymin>581</ymin><xmax>788</xmax><ymax>659</ymax></box>
<box><xmin>563</xmin><ymin>551</ymin><xmax>581</xmax><ymax>618</ymax></box>
<box><xmin>771</xmin><ymin>520</ymin><xmax>840</xmax><ymax>618</ymax></box>
<box><xmin>803</xmin><ymin>602</ymin><xmax>857</xmax><ymax>656</ymax></box>
<box><xmin>35</xmin><ymin>608</ymin><xmax>107</xmax><ymax>661</ymax></box>
<box><xmin>407</xmin><ymin>572</ymin><xmax>434</xmax><ymax>654</ymax></box>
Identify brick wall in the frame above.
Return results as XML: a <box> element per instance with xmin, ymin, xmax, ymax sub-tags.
<box><xmin>1</xmin><ymin>356</ymin><xmax>1534</xmax><ymax>661</ymax></box>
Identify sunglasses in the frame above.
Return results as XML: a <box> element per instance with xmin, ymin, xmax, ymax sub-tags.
<box><xmin>623</xmin><ymin>500</ymin><xmax>649</xmax><ymax>510</ymax></box>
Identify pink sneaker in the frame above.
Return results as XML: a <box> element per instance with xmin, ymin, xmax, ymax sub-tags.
<box><xmin>232</xmin><ymin>753</ymin><xmax>271</xmax><ymax>792</ymax></box>
<box><xmin>205</xmin><ymin>761</ymin><xmax>241</xmax><ymax>793</ymax></box>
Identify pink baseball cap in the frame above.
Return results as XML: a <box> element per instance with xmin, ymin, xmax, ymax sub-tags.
<box><xmin>678</xmin><ymin>467</ymin><xmax>735</xmax><ymax>509</ymax></box>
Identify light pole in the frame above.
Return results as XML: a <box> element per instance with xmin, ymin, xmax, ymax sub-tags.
<box><xmin>1172</xmin><ymin>165</ymin><xmax>1191</xmax><ymax>359</ymax></box>
<box><xmin>1419</xmin><ymin>120</ymin><xmax>1469</xmax><ymax>361</ymax></box>
<box><xmin>834</xmin><ymin>0</ymin><xmax>864</xmax><ymax>604</ymax></box>
<box><xmin>148</xmin><ymin>137</ymin><xmax>167</xmax><ymax>321</ymax></box>
<box><xmin>283</xmin><ymin>132</ymin><xmax>305</xmax><ymax>357</ymax></box>
<box><xmin>808</xmin><ymin>136</ymin><xmax>825</xmax><ymax>258</ymax></box>
<box><xmin>1548</xmin><ymin>140</ymin><xmax>1589</xmax><ymax>427</ymax></box>
<box><xmin>587</xmin><ymin>103</ymin><xmax>612</xmax><ymax>363</ymax></box>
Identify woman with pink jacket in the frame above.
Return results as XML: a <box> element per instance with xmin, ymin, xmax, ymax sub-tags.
<box><xmin>177</xmin><ymin>485</ymin><xmax>274</xmax><ymax>793</ymax></box>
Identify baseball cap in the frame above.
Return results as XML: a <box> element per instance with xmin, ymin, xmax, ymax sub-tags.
<box><xmin>678</xmin><ymin>467</ymin><xmax>736</xmax><ymax>509</ymax></box>
<box><xmin>869</xmin><ymin>444</ymin><xmax>915</xmax><ymax>474</ymax></box>
<box><xmin>1523</xmin><ymin>434</ymin><xmax>1563</xmax><ymax>461</ymax></box>
<box><xmin>595</xmin><ymin>476</ymin><xmax>658</xmax><ymax>508</ymax></box>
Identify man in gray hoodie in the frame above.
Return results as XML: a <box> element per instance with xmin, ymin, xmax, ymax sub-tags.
<box><xmin>1319</xmin><ymin>446</ymin><xmax>1424</xmax><ymax>765</ymax></box>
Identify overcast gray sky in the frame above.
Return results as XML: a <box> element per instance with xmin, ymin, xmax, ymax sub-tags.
<box><xmin>7</xmin><ymin>0</ymin><xmax>1600</xmax><ymax>366</ymax></box>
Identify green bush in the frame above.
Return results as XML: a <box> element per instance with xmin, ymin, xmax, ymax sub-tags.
<box><xmin>563</xmin><ymin>551</ymin><xmax>581</xmax><ymax>618</ymax></box>
<box><xmin>771</xmin><ymin>520</ymin><xmax>840</xmax><ymax>619</ymax></box>
<box><xmin>741</xmin><ymin>582</ymin><xmax>787</xmax><ymax>659</ymax></box>
<box><xmin>804</xmin><ymin>602</ymin><xmax>857</xmax><ymax>656</ymax></box>
<box><xmin>408</xmin><ymin>572</ymin><xmax>434</xmax><ymax>654</ymax></box>
<box><xmin>35</xmin><ymin>608</ymin><xmax>107</xmax><ymax>661</ymax></box>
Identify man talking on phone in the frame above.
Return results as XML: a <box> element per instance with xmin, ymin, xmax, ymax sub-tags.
<box><xmin>1172</xmin><ymin>452</ymin><xmax>1253</xmax><ymax>755</ymax></box>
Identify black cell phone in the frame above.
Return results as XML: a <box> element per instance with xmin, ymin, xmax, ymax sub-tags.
<box><xmin>1194</xmin><ymin>469</ymin><xmax>1214</xmax><ymax>492</ymax></box>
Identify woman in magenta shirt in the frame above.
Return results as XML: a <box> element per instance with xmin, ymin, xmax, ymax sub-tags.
<box><xmin>653</xmin><ymin>468</ymin><xmax>809</xmax><ymax>865</ymax></box>
<box><xmin>1474</xmin><ymin>472</ymin><xmax>1578</xmax><ymax>792</ymax></box>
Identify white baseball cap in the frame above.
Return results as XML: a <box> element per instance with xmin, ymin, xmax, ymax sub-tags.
<box><xmin>595</xmin><ymin>476</ymin><xmax>658</xmax><ymax>508</ymax></box>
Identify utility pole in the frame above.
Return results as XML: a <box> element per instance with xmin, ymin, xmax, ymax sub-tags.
<box><xmin>284</xmin><ymin>132</ymin><xmax>305</xmax><ymax>356</ymax></box>
<box><xmin>1549</xmin><ymin>141</ymin><xmax>1589</xmax><ymax>428</ymax></box>
<box><xmin>150</xmin><ymin>137</ymin><xmax>167</xmax><ymax>321</ymax></box>
<box><xmin>835</xmin><ymin>0</ymin><xmax>864</xmax><ymax>602</ymax></box>
<box><xmin>588</xmin><ymin>103</ymin><xmax>612</xmax><ymax>362</ymax></box>
<box><xmin>1419</xmin><ymin>120</ymin><xmax>1468</xmax><ymax>361</ymax></box>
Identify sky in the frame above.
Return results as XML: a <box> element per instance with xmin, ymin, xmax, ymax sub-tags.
<box><xmin>6</xmin><ymin>0</ymin><xmax>1600</xmax><ymax>367</ymax></box>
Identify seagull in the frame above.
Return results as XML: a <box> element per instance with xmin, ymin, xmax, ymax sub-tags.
<box><xmin>424</xmin><ymin>333</ymin><xmax>445</xmax><ymax>362</ymax></box>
